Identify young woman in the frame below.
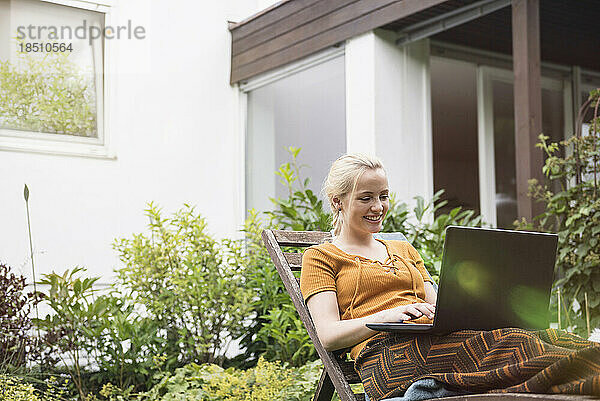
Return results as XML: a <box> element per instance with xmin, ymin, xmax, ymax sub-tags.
<box><xmin>300</xmin><ymin>153</ymin><xmax>600</xmax><ymax>401</ymax></box>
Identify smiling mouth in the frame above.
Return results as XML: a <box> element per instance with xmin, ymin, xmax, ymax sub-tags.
<box><xmin>364</xmin><ymin>215</ymin><xmax>383</xmax><ymax>222</ymax></box>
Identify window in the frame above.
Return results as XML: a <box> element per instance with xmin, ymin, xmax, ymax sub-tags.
<box><xmin>243</xmin><ymin>49</ymin><xmax>346</xmax><ymax>214</ymax></box>
<box><xmin>431</xmin><ymin>53</ymin><xmax>570</xmax><ymax>228</ymax></box>
<box><xmin>0</xmin><ymin>0</ymin><xmax>111</xmax><ymax>158</ymax></box>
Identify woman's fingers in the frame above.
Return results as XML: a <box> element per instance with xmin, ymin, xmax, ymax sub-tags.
<box><xmin>406</xmin><ymin>303</ymin><xmax>435</xmax><ymax>319</ymax></box>
<box><xmin>404</xmin><ymin>305</ymin><xmax>421</xmax><ymax>317</ymax></box>
<box><xmin>378</xmin><ymin>303</ymin><xmax>436</xmax><ymax>322</ymax></box>
<box><xmin>398</xmin><ymin>313</ymin><xmax>411</xmax><ymax>322</ymax></box>
<box><xmin>419</xmin><ymin>303</ymin><xmax>435</xmax><ymax>317</ymax></box>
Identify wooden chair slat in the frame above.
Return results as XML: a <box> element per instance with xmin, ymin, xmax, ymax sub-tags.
<box><xmin>284</xmin><ymin>252</ymin><xmax>303</xmax><ymax>270</ymax></box>
<box><xmin>313</xmin><ymin>370</ymin><xmax>334</xmax><ymax>401</ymax></box>
<box><xmin>339</xmin><ymin>360</ymin><xmax>361</xmax><ymax>383</ymax></box>
<box><xmin>262</xmin><ymin>229</ymin><xmax>357</xmax><ymax>401</ymax></box>
<box><xmin>273</xmin><ymin>230</ymin><xmax>332</xmax><ymax>247</ymax></box>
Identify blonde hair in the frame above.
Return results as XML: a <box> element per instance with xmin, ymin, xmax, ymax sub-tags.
<box><xmin>322</xmin><ymin>153</ymin><xmax>385</xmax><ymax>236</ymax></box>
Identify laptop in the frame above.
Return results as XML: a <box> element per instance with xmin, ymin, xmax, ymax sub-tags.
<box><xmin>366</xmin><ymin>226</ymin><xmax>558</xmax><ymax>334</ymax></box>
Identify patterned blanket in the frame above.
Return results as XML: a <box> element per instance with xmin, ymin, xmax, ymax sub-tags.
<box><xmin>355</xmin><ymin>328</ymin><xmax>600</xmax><ymax>401</ymax></box>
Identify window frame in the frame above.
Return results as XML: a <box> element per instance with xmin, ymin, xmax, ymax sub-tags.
<box><xmin>0</xmin><ymin>0</ymin><xmax>115</xmax><ymax>159</ymax></box>
<box><xmin>476</xmin><ymin>65</ymin><xmax>570</xmax><ymax>227</ymax></box>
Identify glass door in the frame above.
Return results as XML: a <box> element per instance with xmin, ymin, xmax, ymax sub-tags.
<box><xmin>477</xmin><ymin>67</ymin><xmax>570</xmax><ymax>228</ymax></box>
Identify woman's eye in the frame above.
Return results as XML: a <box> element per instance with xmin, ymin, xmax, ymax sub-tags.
<box><xmin>380</xmin><ymin>195</ymin><xmax>389</xmax><ymax>200</ymax></box>
<box><xmin>360</xmin><ymin>197</ymin><xmax>371</xmax><ymax>201</ymax></box>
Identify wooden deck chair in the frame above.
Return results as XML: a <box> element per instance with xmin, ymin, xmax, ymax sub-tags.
<box><xmin>262</xmin><ymin>229</ymin><xmax>418</xmax><ymax>401</ymax></box>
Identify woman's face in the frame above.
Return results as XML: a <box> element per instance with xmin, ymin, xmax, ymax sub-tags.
<box><xmin>340</xmin><ymin>168</ymin><xmax>389</xmax><ymax>236</ymax></box>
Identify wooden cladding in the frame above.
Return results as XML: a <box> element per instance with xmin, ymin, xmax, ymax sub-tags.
<box><xmin>229</xmin><ymin>0</ymin><xmax>451</xmax><ymax>84</ymax></box>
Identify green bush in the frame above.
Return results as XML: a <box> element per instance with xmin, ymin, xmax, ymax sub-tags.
<box><xmin>88</xmin><ymin>294</ymin><xmax>164</xmax><ymax>393</ymax></box>
<box><xmin>228</xmin><ymin>211</ymin><xmax>296</xmax><ymax>369</ymax></box>
<box><xmin>0</xmin><ymin>375</ymin><xmax>38</xmax><ymax>401</ymax></box>
<box><xmin>266</xmin><ymin>147</ymin><xmax>330</xmax><ymax>232</ymax></box>
<box><xmin>519</xmin><ymin>89</ymin><xmax>600</xmax><ymax>335</ymax></box>
<box><xmin>0</xmin><ymin>374</ymin><xmax>66</xmax><ymax>401</ymax></box>
<box><xmin>141</xmin><ymin>357</ymin><xmax>322</xmax><ymax>401</ymax></box>
<box><xmin>113</xmin><ymin>203</ymin><xmax>253</xmax><ymax>368</ymax></box>
<box><xmin>34</xmin><ymin>205</ymin><xmax>255</xmax><ymax>398</ymax></box>
<box><xmin>255</xmin><ymin>304</ymin><xmax>316</xmax><ymax>367</ymax></box>
<box><xmin>35</xmin><ymin>267</ymin><xmax>110</xmax><ymax>399</ymax></box>
<box><xmin>35</xmin><ymin>266</ymin><xmax>166</xmax><ymax>397</ymax></box>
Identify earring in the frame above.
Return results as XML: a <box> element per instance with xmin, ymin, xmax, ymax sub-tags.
<box><xmin>338</xmin><ymin>208</ymin><xmax>342</xmax><ymax>212</ymax></box>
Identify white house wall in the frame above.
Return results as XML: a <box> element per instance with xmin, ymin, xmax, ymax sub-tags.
<box><xmin>1</xmin><ymin>0</ymin><xmax>269</xmax><ymax>283</ymax></box>
<box><xmin>345</xmin><ymin>31</ymin><xmax>434</xmax><ymax>209</ymax></box>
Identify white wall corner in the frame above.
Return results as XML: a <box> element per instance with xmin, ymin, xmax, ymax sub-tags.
<box><xmin>345</xmin><ymin>30</ymin><xmax>433</xmax><ymax>207</ymax></box>
<box><xmin>345</xmin><ymin>31</ymin><xmax>377</xmax><ymax>154</ymax></box>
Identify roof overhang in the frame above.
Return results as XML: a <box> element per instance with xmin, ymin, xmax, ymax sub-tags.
<box><xmin>229</xmin><ymin>0</ymin><xmax>600</xmax><ymax>85</ymax></box>
<box><xmin>229</xmin><ymin>0</ymin><xmax>461</xmax><ymax>84</ymax></box>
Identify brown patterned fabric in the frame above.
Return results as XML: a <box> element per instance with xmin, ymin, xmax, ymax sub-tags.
<box><xmin>355</xmin><ymin>328</ymin><xmax>600</xmax><ymax>401</ymax></box>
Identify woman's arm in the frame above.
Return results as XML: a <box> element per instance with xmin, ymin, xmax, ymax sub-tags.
<box><xmin>306</xmin><ymin>291</ymin><xmax>435</xmax><ymax>352</ymax></box>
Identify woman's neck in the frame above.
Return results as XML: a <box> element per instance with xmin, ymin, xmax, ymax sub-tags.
<box><xmin>335</xmin><ymin>228</ymin><xmax>376</xmax><ymax>248</ymax></box>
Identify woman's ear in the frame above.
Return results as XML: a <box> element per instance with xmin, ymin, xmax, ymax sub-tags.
<box><xmin>333</xmin><ymin>197</ymin><xmax>342</xmax><ymax>211</ymax></box>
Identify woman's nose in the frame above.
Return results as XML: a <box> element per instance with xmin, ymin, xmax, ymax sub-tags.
<box><xmin>372</xmin><ymin>200</ymin><xmax>383</xmax><ymax>211</ymax></box>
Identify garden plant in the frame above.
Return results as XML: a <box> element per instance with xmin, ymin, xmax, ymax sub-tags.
<box><xmin>519</xmin><ymin>89</ymin><xmax>600</xmax><ymax>336</ymax></box>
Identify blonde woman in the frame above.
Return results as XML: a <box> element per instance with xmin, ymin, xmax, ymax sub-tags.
<box><xmin>300</xmin><ymin>153</ymin><xmax>600</xmax><ymax>401</ymax></box>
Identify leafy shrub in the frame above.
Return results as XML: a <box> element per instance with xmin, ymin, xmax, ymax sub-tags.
<box><xmin>518</xmin><ymin>89</ymin><xmax>600</xmax><ymax>335</ymax></box>
<box><xmin>0</xmin><ymin>374</ymin><xmax>66</xmax><ymax>401</ymax></box>
<box><xmin>228</xmin><ymin>211</ymin><xmax>295</xmax><ymax>369</ymax></box>
<box><xmin>87</xmin><ymin>294</ymin><xmax>164</xmax><ymax>393</ymax></box>
<box><xmin>142</xmin><ymin>357</ymin><xmax>322</xmax><ymax>401</ymax></box>
<box><xmin>266</xmin><ymin>147</ymin><xmax>330</xmax><ymax>231</ymax></box>
<box><xmin>0</xmin><ymin>374</ymin><xmax>40</xmax><ymax>401</ymax></box>
<box><xmin>35</xmin><ymin>267</ymin><xmax>114</xmax><ymax>399</ymax></box>
<box><xmin>35</xmin><ymin>267</ymin><xmax>167</xmax><ymax>397</ymax></box>
<box><xmin>0</xmin><ymin>262</ymin><xmax>38</xmax><ymax>369</ymax></box>
<box><xmin>255</xmin><ymin>304</ymin><xmax>316</xmax><ymax>366</ymax></box>
<box><xmin>233</xmin><ymin>149</ymin><xmax>331</xmax><ymax>368</ymax></box>
<box><xmin>113</xmin><ymin>204</ymin><xmax>253</xmax><ymax>368</ymax></box>
<box><xmin>36</xmin><ymin>205</ymin><xmax>256</xmax><ymax>397</ymax></box>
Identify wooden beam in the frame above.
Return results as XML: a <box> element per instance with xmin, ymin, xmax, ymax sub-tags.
<box><xmin>230</xmin><ymin>0</ymin><xmax>451</xmax><ymax>84</ymax></box>
<box><xmin>511</xmin><ymin>0</ymin><xmax>544</xmax><ymax>221</ymax></box>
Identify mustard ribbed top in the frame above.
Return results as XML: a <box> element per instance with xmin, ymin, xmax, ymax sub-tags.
<box><xmin>300</xmin><ymin>239</ymin><xmax>433</xmax><ymax>359</ymax></box>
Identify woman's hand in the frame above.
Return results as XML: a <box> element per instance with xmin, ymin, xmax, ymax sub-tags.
<box><xmin>374</xmin><ymin>303</ymin><xmax>435</xmax><ymax>322</ymax></box>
